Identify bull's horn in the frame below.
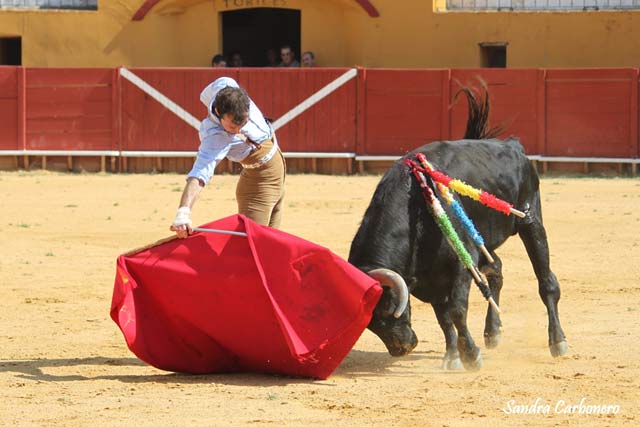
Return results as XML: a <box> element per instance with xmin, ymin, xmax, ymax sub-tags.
<box><xmin>368</xmin><ymin>269</ymin><xmax>409</xmax><ymax>318</ymax></box>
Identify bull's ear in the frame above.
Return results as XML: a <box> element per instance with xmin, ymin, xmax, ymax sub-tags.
<box><xmin>383</xmin><ymin>304</ymin><xmax>397</xmax><ymax>318</ymax></box>
<box><xmin>375</xmin><ymin>289</ymin><xmax>397</xmax><ymax>318</ymax></box>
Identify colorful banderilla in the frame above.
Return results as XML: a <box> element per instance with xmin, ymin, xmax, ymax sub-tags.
<box><xmin>416</xmin><ymin>153</ymin><xmax>525</xmax><ymax>218</ymax></box>
<box><xmin>417</xmin><ymin>155</ymin><xmax>495</xmax><ymax>264</ymax></box>
<box><xmin>405</xmin><ymin>159</ymin><xmax>500</xmax><ymax>314</ymax></box>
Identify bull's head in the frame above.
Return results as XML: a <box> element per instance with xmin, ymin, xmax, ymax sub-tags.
<box><xmin>367</xmin><ymin>269</ymin><xmax>417</xmax><ymax>357</ymax></box>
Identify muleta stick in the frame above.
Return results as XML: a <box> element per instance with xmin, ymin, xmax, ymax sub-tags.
<box><xmin>405</xmin><ymin>159</ymin><xmax>501</xmax><ymax>314</ymax></box>
<box><xmin>416</xmin><ymin>153</ymin><xmax>525</xmax><ymax>218</ymax></box>
<box><xmin>123</xmin><ymin>227</ymin><xmax>248</xmax><ymax>257</ymax></box>
<box><xmin>193</xmin><ymin>227</ymin><xmax>248</xmax><ymax>237</ymax></box>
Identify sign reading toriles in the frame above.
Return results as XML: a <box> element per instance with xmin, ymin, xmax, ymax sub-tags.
<box><xmin>221</xmin><ymin>0</ymin><xmax>289</xmax><ymax>8</ymax></box>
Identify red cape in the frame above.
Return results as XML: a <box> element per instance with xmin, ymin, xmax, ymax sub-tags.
<box><xmin>111</xmin><ymin>214</ymin><xmax>382</xmax><ymax>379</ymax></box>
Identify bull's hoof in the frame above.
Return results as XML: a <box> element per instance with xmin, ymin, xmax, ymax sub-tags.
<box><xmin>550</xmin><ymin>340</ymin><xmax>568</xmax><ymax>357</ymax></box>
<box><xmin>461</xmin><ymin>351</ymin><xmax>483</xmax><ymax>371</ymax></box>
<box><xmin>484</xmin><ymin>333</ymin><xmax>501</xmax><ymax>349</ymax></box>
<box><xmin>442</xmin><ymin>354</ymin><xmax>463</xmax><ymax>371</ymax></box>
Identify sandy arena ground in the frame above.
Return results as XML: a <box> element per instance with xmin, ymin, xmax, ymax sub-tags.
<box><xmin>0</xmin><ymin>171</ymin><xmax>638</xmax><ymax>426</ymax></box>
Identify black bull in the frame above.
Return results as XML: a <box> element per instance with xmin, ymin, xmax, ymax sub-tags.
<box><xmin>348</xmin><ymin>133</ymin><xmax>568</xmax><ymax>371</ymax></box>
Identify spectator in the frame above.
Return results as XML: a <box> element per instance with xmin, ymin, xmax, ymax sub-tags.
<box><xmin>278</xmin><ymin>45</ymin><xmax>299</xmax><ymax>68</ymax></box>
<box><xmin>211</xmin><ymin>54</ymin><xmax>227</xmax><ymax>68</ymax></box>
<box><xmin>301</xmin><ymin>51</ymin><xmax>316</xmax><ymax>67</ymax></box>
<box><xmin>265</xmin><ymin>48</ymin><xmax>279</xmax><ymax>67</ymax></box>
<box><xmin>170</xmin><ymin>77</ymin><xmax>285</xmax><ymax>235</ymax></box>
<box><xmin>230</xmin><ymin>52</ymin><xmax>243</xmax><ymax>67</ymax></box>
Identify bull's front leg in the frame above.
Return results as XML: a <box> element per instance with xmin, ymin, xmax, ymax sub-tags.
<box><xmin>432</xmin><ymin>301</ymin><xmax>462</xmax><ymax>370</ymax></box>
<box><xmin>450</xmin><ymin>276</ymin><xmax>483</xmax><ymax>371</ymax></box>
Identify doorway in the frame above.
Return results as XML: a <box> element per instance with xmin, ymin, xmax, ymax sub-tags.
<box><xmin>221</xmin><ymin>8</ymin><xmax>301</xmax><ymax>67</ymax></box>
<box><xmin>0</xmin><ymin>37</ymin><xmax>21</xmax><ymax>65</ymax></box>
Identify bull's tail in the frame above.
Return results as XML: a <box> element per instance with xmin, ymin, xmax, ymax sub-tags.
<box><xmin>452</xmin><ymin>78</ymin><xmax>505</xmax><ymax>140</ymax></box>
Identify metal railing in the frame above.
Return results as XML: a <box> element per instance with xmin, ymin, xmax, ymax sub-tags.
<box><xmin>447</xmin><ymin>0</ymin><xmax>640</xmax><ymax>10</ymax></box>
<box><xmin>0</xmin><ymin>0</ymin><xmax>97</xmax><ymax>10</ymax></box>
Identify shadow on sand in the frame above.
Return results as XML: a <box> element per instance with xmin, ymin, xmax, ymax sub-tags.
<box><xmin>1</xmin><ymin>348</ymin><xmax>443</xmax><ymax>386</ymax></box>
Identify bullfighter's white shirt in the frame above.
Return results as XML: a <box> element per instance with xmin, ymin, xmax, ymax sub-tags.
<box><xmin>187</xmin><ymin>77</ymin><xmax>271</xmax><ymax>184</ymax></box>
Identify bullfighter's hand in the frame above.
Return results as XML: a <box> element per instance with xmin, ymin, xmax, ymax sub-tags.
<box><xmin>170</xmin><ymin>223</ymin><xmax>193</xmax><ymax>239</ymax></box>
<box><xmin>171</xmin><ymin>206</ymin><xmax>193</xmax><ymax>239</ymax></box>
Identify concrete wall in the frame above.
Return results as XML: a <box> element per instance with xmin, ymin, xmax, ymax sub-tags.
<box><xmin>1</xmin><ymin>0</ymin><xmax>639</xmax><ymax>68</ymax></box>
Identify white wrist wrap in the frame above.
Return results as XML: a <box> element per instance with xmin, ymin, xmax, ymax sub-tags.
<box><xmin>172</xmin><ymin>207</ymin><xmax>192</xmax><ymax>227</ymax></box>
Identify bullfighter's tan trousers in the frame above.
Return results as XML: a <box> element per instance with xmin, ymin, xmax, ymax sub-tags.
<box><xmin>236</xmin><ymin>137</ymin><xmax>286</xmax><ymax>228</ymax></box>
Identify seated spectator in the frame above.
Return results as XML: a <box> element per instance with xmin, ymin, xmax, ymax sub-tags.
<box><xmin>211</xmin><ymin>54</ymin><xmax>227</xmax><ymax>68</ymax></box>
<box><xmin>278</xmin><ymin>45</ymin><xmax>299</xmax><ymax>68</ymax></box>
<box><xmin>230</xmin><ymin>51</ymin><xmax>243</xmax><ymax>67</ymax></box>
<box><xmin>265</xmin><ymin>48</ymin><xmax>279</xmax><ymax>67</ymax></box>
<box><xmin>302</xmin><ymin>51</ymin><xmax>316</xmax><ymax>67</ymax></box>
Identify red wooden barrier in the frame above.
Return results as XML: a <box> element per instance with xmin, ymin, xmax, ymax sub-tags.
<box><xmin>359</xmin><ymin>69</ymin><xmax>449</xmax><ymax>155</ymax></box>
<box><xmin>120</xmin><ymin>68</ymin><xmax>234</xmax><ymax>151</ymax></box>
<box><xmin>25</xmin><ymin>68</ymin><xmax>116</xmax><ymax>150</ymax></box>
<box><xmin>120</xmin><ymin>68</ymin><xmax>358</xmax><ymax>154</ymax></box>
<box><xmin>635</xmin><ymin>70</ymin><xmax>639</xmax><ymax>159</ymax></box>
<box><xmin>238</xmin><ymin>68</ymin><xmax>357</xmax><ymax>153</ymax></box>
<box><xmin>449</xmin><ymin>69</ymin><xmax>541</xmax><ymax>154</ymax></box>
<box><xmin>358</xmin><ymin>69</ymin><xmax>541</xmax><ymax>156</ymax></box>
<box><xmin>0</xmin><ymin>67</ymin><xmax>20</xmax><ymax>150</ymax></box>
<box><xmin>545</xmin><ymin>68</ymin><xmax>638</xmax><ymax>157</ymax></box>
<box><xmin>1</xmin><ymin>67</ymin><xmax>639</xmax><ymax>170</ymax></box>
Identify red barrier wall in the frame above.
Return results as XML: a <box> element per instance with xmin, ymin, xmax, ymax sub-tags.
<box><xmin>544</xmin><ymin>68</ymin><xmax>639</xmax><ymax>157</ymax></box>
<box><xmin>0</xmin><ymin>67</ymin><xmax>21</xmax><ymax>150</ymax></box>
<box><xmin>121</xmin><ymin>68</ymin><xmax>231</xmax><ymax>151</ymax></box>
<box><xmin>239</xmin><ymin>68</ymin><xmax>357</xmax><ymax>153</ymax></box>
<box><xmin>25</xmin><ymin>68</ymin><xmax>117</xmax><ymax>150</ymax></box>
<box><xmin>120</xmin><ymin>68</ymin><xmax>357</xmax><ymax>153</ymax></box>
<box><xmin>359</xmin><ymin>69</ymin><xmax>449</xmax><ymax>155</ymax></box>
<box><xmin>357</xmin><ymin>69</ymin><xmax>544</xmax><ymax>156</ymax></box>
<box><xmin>1</xmin><ymin>66</ymin><xmax>639</xmax><ymax>161</ymax></box>
<box><xmin>449</xmin><ymin>69</ymin><xmax>542</xmax><ymax>154</ymax></box>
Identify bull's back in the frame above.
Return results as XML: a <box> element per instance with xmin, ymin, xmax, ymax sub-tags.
<box><xmin>350</xmin><ymin>137</ymin><xmax>538</xmax><ymax>268</ymax></box>
<box><xmin>406</xmin><ymin>138</ymin><xmax>538</xmax><ymax>249</ymax></box>
<box><xmin>410</xmin><ymin>138</ymin><xmax>535</xmax><ymax>198</ymax></box>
